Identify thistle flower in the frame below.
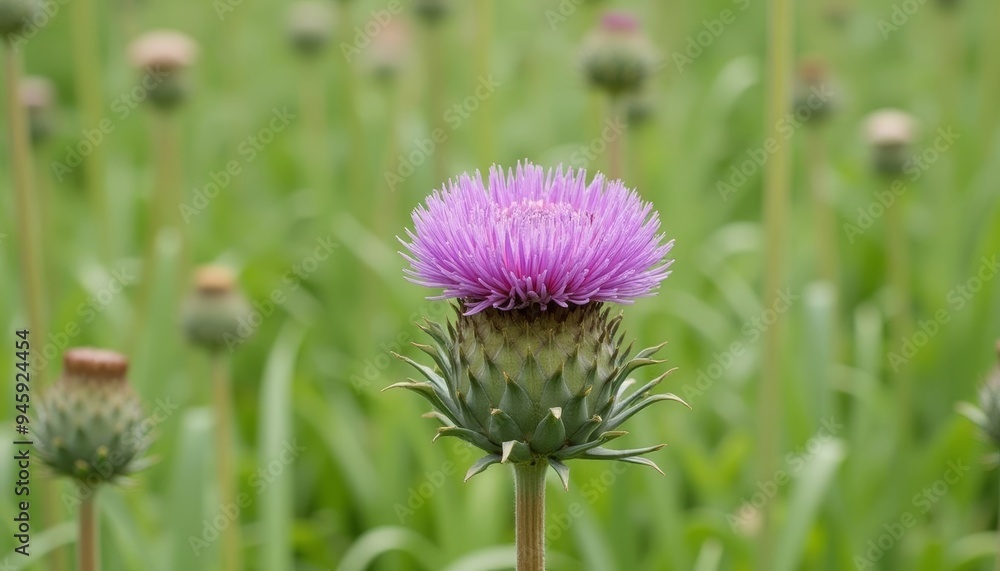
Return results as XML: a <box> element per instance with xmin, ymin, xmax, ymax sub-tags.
<box><xmin>0</xmin><ymin>0</ymin><xmax>39</xmax><ymax>39</ymax></box>
<box><xmin>33</xmin><ymin>348</ymin><xmax>153</xmax><ymax>485</ymax></box>
<box><xmin>580</xmin><ymin>10</ymin><xmax>657</xmax><ymax>97</ymax></box>
<box><xmin>864</xmin><ymin>109</ymin><xmax>917</xmax><ymax>177</ymax></box>
<box><xmin>392</xmin><ymin>162</ymin><xmax>684</xmax><ymax>486</ymax></box>
<box><xmin>287</xmin><ymin>1</ymin><xmax>334</xmax><ymax>58</ymax></box>
<box><xmin>181</xmin><ymin>265</ymin><xmax>251</xmax><ymax>353</ymax></box>
<box><xmin>959</xmin><ymin>341</ymin><xmax>1000</xmax><ymax>458</ymax></box>
<box><xmin>128</xmin><ymin>30</ymin><xmax>198</xmax><ymax>110</ymax></box>
<box><xmin>19</xmin><ymin>75</ymin><xmax>56</xmax><ymax>145</ymax></box>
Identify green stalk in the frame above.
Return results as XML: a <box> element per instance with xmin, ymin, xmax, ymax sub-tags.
<box><xmin>757</xmin><ymin>0</ymin><xmax>793</xmax><ymax>565</ymax></box>
<box><xmin>475</xmin><ymin>0</ymin><xmax>495</xmax><ymax>166</ymax></box>
<box><xmin>607</xmin><ymin>96</ymin><xmax>624</xmax><ymax>180</ymax></box>
<box><xmin>78</xmin><ymin>493</ymin><xmax>98</xmax><ymax>571</ymax></box>
<box><xmin>212</xmin><ymin>354</ymin><xmax>242</xmax><ymax>571</ymax></box>
<box><xmin>424</xmin><ymin>24</ymin><xmax>448</xmax><ymax>185</ymax></box>
<box><xmin>806</xmin><ymin>127</ymin><xmax>842</xmax><ymax>360</ymax></box>
<box><xmin>996</xmin><ymin>475</ymin><xmax>1000</xmax><ymax>571</ymax></box>
<box><xmin>301</xmin><ymin>58</ymin><xmax>330</xmax><ymax>199</ymax></box>
<box><xmin>128</xmin><ymin>112</ymin><xmax>183</xmax><ymax>352</ymax></box>
<box><xmin>3</xmin><ymin>41</ymin><xmax>46</xmax><ymax>356</ymax></box>
<box><xmin>514</xmin><ymin>462</ymin><xmax>547</xmax><ymax>571</ymax></box>
<box><xmin>337</xmin><ymin>5</ymin><xmax>367</xmax><ymax>210</ymax></box>
<box><xmin>70</xmin><ymin>0</ymin><xmax>109</xmax><ymax>261</ymax></box>
<box><xmin>886</xmin><ymin>177</ymin><xmax>913</xmax><ymax>443</ymax></box>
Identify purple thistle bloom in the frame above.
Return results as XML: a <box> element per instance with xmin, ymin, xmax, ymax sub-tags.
<box><xmin>401</xmin><ymin>162</ymin><xmax>674</xmax><ymax>315</ymax></box>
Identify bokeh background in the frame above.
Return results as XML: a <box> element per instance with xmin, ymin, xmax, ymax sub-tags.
<box><xmin>2</xmin><ymin>0</ymin><xmax>1000</xmax><ymax>569</ymax></box>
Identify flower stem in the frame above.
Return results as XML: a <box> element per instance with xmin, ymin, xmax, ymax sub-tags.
<box><xmin>301</xmin><ymin>58</ymin><xmax>329</xmax><ymax>198</ymax></box>
<box><xmin>996</xmin><ymin>474</ymin><xmax>1000</xmax><ymax>571</ymax></box>
<box><xmin>425</xmin><ymin>25</ymin><xmax>448</xmax><ymax>185</ymax></box>
<box><xmin>475</xmin><ymin>0</ymin><xmax>495</xmax><ymax>166</ymax></box>
<box><xmin>78</xmin><ymin>493</ymin><xmax>99</xmax><ymax>571</ymax></box>
<box><xmin>607</xmin><ymin>96</ymin><xmax>624</xmax><ymax>180</ymax></box>
<box><xmin>70</xmin><ymin>0</ymin><xmax>110</xmax><ymax>261</ymax></box>
<box><xmin>806</xmin><ymin>127</ymin><xmax>842</xmax><ymax>363</ymax></box>
<box><xmin>337</xmin><ymin>4</ymin><xmax>367</xmax><ymax>211</ymax></box>
<box><xmin>3</xmin><ymin>42</ymin><xmax>47</xmax><ymax>359</ymax></box>
<box><xmin>757</xmin><ymin>0</ymin><xmax>793</xmax><ymax>565</ymax></box>
<box><xmin>212</xmin><ymin>353</ymin><xmax>242</xmax><ymax>571</ymax></box>
<box><xmin>885</xmin><ymin>177</ymin><xmax>913</xmax><ymax>443</ymax></box>
<box><xmin>514</xmin><ymin>461</ymin><xmax>547</xmax><ymax>571</ymax></box>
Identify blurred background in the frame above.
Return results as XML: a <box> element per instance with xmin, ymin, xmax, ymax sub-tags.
<box><xmin>2</xmin><ymin>0</ymin><xmax>1000</xmax><ymax>569</ymax></box>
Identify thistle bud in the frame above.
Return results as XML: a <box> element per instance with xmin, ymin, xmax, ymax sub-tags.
<box><xmin>181</xmin><ymin>265</ymin><xmax>251</xmax><ymax>352</ymax></box>
<box><xmin>128</xmin><ymin>30</ymin><xmax>198</xmax><ymax>110</ymax></box>
<box><xmin>19</xmin><ymin>75</ymin><xmax>56</xmax><ymax>145</ymax></box>
<box><xmin>580</xmin><ymin>10</ymin><xmax>657</xmax><ymax>96</ymax></box>
<box><xmin>793</xmin><ymin>57</ymin><xmax>838</xmax><ymax>125</ymax></box>
<box><xmin>33</xmin><ymin>348</ymin><xmax>152</xmax><ymax>485</ymax></box>
<box><xmin>287</xmin><ymin>1</ymin><xmax>334</xmax><ymax>58</ymax></box>
<box><xmin>0</xmin><ymin>0</ymin><xmax>39</xmax><ymax>39</ymax></box>
<box><xmin>863</xmin><ymin>109</ymin><xmax>917</xmax><ymax>177</ymax></box>
<box><xmin>414</xmin><ymin>0</ymin><xmax>449</xmax><ymax>24</ymax></box>
<box><xmin>366</xmin><ymin>19</ymin><xmax>410</xmax><ymax>81</ymax></box>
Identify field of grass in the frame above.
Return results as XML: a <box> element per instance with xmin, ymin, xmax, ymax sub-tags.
<box><xmin>2</xmin><ymin>0</ymin><xmax>1000</xmax><ymax>569</ymax></box>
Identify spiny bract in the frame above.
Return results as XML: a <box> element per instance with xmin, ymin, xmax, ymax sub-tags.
<box><xmin>33</xmin><ymin>349</ymin><xmax>153</xmax><ymax>485</ymax></box>
<box><xmin>387</xmin><ymin>304</ymin><xmax>688</xmax><ymax>488</ymax></box>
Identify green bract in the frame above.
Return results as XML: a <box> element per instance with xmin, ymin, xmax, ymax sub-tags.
<box><xmin>388</xmin><ymin>304</ymin><xmax>688</xmax><ymax>488</ymax></box>
<box><xmin>34</xmin><ymin>368</ymin><xmax>152</xmax><ymax>485</ymax></box>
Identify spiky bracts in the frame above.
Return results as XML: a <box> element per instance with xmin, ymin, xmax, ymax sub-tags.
<box><xmin>387</xmin><ymin>304</ymin><xmax>687</xmax><ymax>488</ymax></box>
<box><xmin>33</xmin><ymin>348</ymin><xmax>153</xmax><ymax>485</ymax></box>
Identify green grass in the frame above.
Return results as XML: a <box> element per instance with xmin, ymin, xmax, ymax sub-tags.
<box><xmin>2</xmin><ymin>0</ymin><xmax>1000</xmax><ymax>569</ymax></box>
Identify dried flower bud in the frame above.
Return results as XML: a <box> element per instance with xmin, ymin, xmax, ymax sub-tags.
<box><xmin>580</xmin><ymin>10</ymin><xmax>657</xmax><ymax>96</ymax></box>
<box><xmin>33</xmin><ymin>348</ymin><xmax>153</xmax><ymax>486</ymax></box>
<box><xmin>863</xmin><ymin>109</ymin><xmax>917</xmax><ymax>176</ymax></box>
<box><xmin>366</xmin><ymin>19</ymin><xmax>411</xmax><ymax>81</ymax></box>
<box><xmin>288</xmin><ymin>1</ymin><xmax>334</xmax><ymax>57</ymax></box>
<box><xmin>793</xmin><ymin>57</ymin><xmax>839</xmax><ymax>125</ymax></box>
<box><xmin>129</xmin><ymin>30</ymin><xmax>198</xmax><ymax>110</ymax></box>
<box><xmin>0</xmin><ymin>0</ymin><xmax>39</xmax><ymax>39</ymax></box>
<box><xmin>414</xmin><ymin>0</ymin><xmax>449</xmax><ymax>23</ymax></box>
<box><xmin>181</xmin><ymin>265</ymin><xmax>251</xmax><ymax>352</ymax></box>
<box><xmin>19</xmin><ymin>75</ymin><xmax>57</xmax><ymax>145</ymax></box>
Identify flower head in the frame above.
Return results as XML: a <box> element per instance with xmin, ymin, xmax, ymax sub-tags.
<box><xmin>128</xmin><ymin>30</ymin><xmax>198</xmax><ymax>71</ymax></box>
<box><xmin>580</xmin><ymin>10</ymin><xmax>657</xmax><ymax>95</ymax></box>
<box><xmin>401</xmin><ymin>162</ymin><xmax>673</xmax><ymax>315</ymax></box>
<box><xmin>34</xmin><ymin>348</ymin><xmax>153</xmax><ymax>485</ymax></box>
